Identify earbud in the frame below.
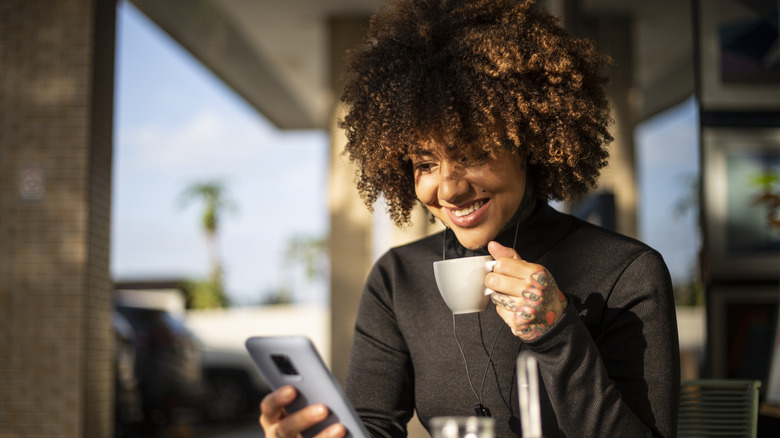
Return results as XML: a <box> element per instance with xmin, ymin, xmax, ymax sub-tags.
<box><xmin>474</xmin><ymin>404</ymin><xmax>492</xmax><ymax>417</ymax></box>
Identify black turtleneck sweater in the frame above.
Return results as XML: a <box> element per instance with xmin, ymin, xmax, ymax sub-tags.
<box><xmin>344</xmin><ymin>202</ymin><xmax>680</xmax><ymax>437</ymax></box>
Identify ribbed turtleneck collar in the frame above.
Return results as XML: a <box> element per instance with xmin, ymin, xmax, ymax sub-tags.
<box><xmin>442</xmin><ymin>201</ymin><xmax>574</xmax><ymax>262</ymax></box>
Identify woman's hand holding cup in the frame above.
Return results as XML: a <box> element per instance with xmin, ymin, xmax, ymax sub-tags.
<box><xmin>486</xmin><ymin>241</ymin><xmax>567</xmax><ymax>341</ymax></box>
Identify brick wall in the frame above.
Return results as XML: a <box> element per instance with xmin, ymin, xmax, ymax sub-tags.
<box><xmin>0</xmin><ymin>0</ymin><xmax>116</xmax><ymax>436</ymax></box>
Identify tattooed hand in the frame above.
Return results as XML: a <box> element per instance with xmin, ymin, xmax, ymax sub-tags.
<box><xmin>485</xmin><ymin>241</ymin><xmax>567</xmax><ymax>341</ymax></box>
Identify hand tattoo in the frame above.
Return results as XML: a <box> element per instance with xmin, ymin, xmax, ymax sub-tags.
<box><xmin>491</xmin><ymin>268</ymin><xmax>566</xmax><ymax>341</ymax></box>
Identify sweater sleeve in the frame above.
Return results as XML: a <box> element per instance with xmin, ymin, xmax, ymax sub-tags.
<box><xmin>526</xmin><ymin>250</ymin><xmax>680</xmax><ymax>438</ymax></box>
<box><xmin>344</xmin><ymin>259</ymin><xmax>416</xmax><ymax>438</ymax></box>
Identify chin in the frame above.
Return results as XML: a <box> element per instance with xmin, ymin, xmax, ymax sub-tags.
<box><xmin>453</xmin><ymin>234</ymin><xmax>491</xmax><ymax>250</ymax></box>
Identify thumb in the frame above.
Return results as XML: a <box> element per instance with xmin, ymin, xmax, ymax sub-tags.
<box><xmin>487</xmin><ymin>241</ymin><xmax>520</xmax><ymax>260</ymax></box>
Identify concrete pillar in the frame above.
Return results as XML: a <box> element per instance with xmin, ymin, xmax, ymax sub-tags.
<box><xmin>559</xmin><ymin>2</ymin><xmax>638</xmax><ymax>238</ymax></box>
<box><xmin>583</xmin><ymin>15</ymin><xmax>638</xmax><ymax>238</ymax></box>
<box><xmin>0</xmin><ymin>0</ymin><xmax>116</xmax><ymax>436</ymax></box>
<box><xmin>328</xmin><ymin>17</ymin><xmax>373</xmax><ymax>384</ymax></box>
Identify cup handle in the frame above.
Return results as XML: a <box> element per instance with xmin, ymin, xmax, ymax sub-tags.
<box><xmin>484</xmin><ymin>260</ymin><xmax>497</xmax><ymax>296</ymax></box>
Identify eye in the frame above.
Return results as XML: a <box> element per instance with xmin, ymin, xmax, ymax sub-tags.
<box><xmin>413</xmin><ymin>161</ymin><xmax>435</xmax><ymax>173</ymax></box>
<box><xmin>457</xmin><ymin>151</ymin><xmax>490</xmax><ymax>167</ymax></box>
<box><xmin>410</xmin><ymin>153</ymin><xmax>438</xmax><ymax>174</ymax></box>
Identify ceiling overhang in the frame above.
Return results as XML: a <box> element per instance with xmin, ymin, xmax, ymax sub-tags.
<box><xmin>130</xmin><ymin>0</ymin><xmax>695</xmax><ymax>130</ymax></box>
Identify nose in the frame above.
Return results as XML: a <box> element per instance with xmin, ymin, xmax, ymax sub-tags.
<box><xmin>438</xmin><ymin>159</ymin><xmax>469</xmax><ymax>202</ymax></box>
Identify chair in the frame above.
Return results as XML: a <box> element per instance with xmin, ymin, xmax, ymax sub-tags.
<box><xmin>678</xmin><ymin>379</ymin><xmax>761</xmax><ymax>438</ymax></box>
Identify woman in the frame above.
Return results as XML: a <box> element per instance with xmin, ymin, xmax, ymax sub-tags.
<box><xmin>261</xmin><ymin>0</ymin><xmax>680</xmax><ymax>437</ymax></box>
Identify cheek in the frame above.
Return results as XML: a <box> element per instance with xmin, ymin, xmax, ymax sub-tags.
<box><xmin>414</xmin><ymin>176</ymin><xmax>438</xmax><ymax>206</ymax></box>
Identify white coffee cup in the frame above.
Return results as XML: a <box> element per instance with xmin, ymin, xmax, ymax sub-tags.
<box><xmin>433</xmin><ymin>255</ymin><xmax>497</xmax><ymax>314</ymax></box>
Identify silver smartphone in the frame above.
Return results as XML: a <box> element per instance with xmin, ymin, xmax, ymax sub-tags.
<box><xmin>245</xmin><ymin>335</ymin><xmax>370</xmax><ymax>438</ymax></box>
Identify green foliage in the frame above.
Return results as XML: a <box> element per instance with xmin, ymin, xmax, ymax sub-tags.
<box><xmin>179</xmin><ymin>268</ymin><xmax>230</xmax><ymax>310</ymax></box>
<box><xmin>178</xmin><ymin>180</ymin><xmax>236</xmax><ymax>308</ymax></box>
<box><xmin>177</xmin><ymin>181</ymin><xmax>329</xmax><ymax>307</ymax></box>
<box><xmin>284</xmin><ymin>236</ymin><xmax>329</xmax><ymax>283</ymax></box>
<box><xmin>260</xmin><ymin>287</ymin><xmax>294</xmax><ymax>305</ymax></box>
<box><xmin>179</xmin><ymin>181</ymin><xmax>236</xmax><ymax>235</ymax></box>
<box><xmin>749</xmin><ymin>171</ymin><xmax>778</xmax><ymax>191</ymax></box>
<box><xmin>673</xmin><ymin>280</ymin><xmax>705</xmax><ymax>307</ymax></box>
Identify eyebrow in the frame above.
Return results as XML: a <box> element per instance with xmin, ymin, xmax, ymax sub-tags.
<box><xmin>408</xmin><ymin>146</ymin><xmax>433</xmax><ymax>156</ymax></box>
<box><xmin>408</xmin><ymin>142</ymin><xmax>461</xmax><ymax>153</ymax></box>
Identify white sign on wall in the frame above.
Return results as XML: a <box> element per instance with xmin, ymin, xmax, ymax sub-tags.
<box><xmin>20</xmin><ymin>167</ymin><xmax>45</xmax><ymax>201</ymax></box>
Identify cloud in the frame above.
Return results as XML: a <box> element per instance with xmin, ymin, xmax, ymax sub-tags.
<box><xmin>119</xmin><ymin>110</ymin><xmax>273</xmax><ymax>172</ymax></box>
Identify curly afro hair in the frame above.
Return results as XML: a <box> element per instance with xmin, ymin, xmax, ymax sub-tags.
<box><xmin>339</xmin><ymin>0</ymin><xmax>613</xmax><ymax>227</ymax></box>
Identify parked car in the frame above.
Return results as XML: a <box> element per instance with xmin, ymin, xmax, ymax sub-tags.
<box><xmin>113</xmin><ymin>311</ymin><xmax>143</xmax><ymax>437</ymax></box>
<box><xmin>183</xmin><ymin>305</ymin><xmax>329</xmax><ymax>423</ymax></box>
<box><xmin>115</xmin><ymin>289</ymin><xmax>204</xmax><ymax>427</ymax></box>
<box><xmin>198</xmin><ymin>346</ymin><xmax>269</xmax><ymax>422</ymax></box>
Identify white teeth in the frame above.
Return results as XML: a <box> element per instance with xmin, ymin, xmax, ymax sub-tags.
<box><xmin>453</xmin><ymin>200</ymin><xmax>485</xmax><ymax>217</ymax></box>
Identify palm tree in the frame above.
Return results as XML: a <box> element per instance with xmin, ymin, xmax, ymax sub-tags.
<box><xmin>750</xmin><ymin>172</ymin><xmax>780</xmax><ymax>232</ymax></box>
<box><xmin>179</xmin><ymin>181</ymin><xmax>236</xmax><ymax>308</ymax></box>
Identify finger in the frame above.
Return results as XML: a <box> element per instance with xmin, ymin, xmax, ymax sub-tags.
<box><xmin>513</xmin><ymin>306</ymin><xmax>537</xmax><ymax>325</ymax></box>
<box><xmin>512</xmin><ymin>324</ymin><xmax>536</xmax><ymax>337</ymax></box>
<box><xmin>494</xmin><ymin>303</ymin><xmax>535</xmax><ymax>336</ymax></box>
<box><xmin>487</xmin><ymin>241</ymin><xmax>521</xmax><ymax>260</ymax></box>
<box><xmin>486</xmin><ymin>254</ymin><xmax>539</xmax><ymax>279</ymax></box>
<box><xmin>494</xmin><ymin>303</ymin><xmax>516</xmax><ymax>328</ymax></box>
<box><xmin>261</xmin><ymin>386</ymin><xmax>297</xmax><ymax>421</ymax></box>
<box><xmin>275</xmin><ymin>404</ymin><xmax>330</xmax><ymax>438</ymax></box>
<box><xmin>315</xmin><ymin>423</ymin><xmax>347</xmax><ymax>438</ymax></box>
<box><xmin>490</xmin><ymin>291</ymin><xmax>521</xmax><ymax>311</ymax></box>
<box><xmin>485</xmin><ymin>270</ymin><xmax>532</xmax><ymax>298</ymax></box>
<box><xmin>522</xmin><ymin>289</ymin><xmax>542</xmax><ymax>302</ymax></box>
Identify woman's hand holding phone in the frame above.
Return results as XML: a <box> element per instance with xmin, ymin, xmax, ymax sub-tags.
<box><xmin>260</xmin><ymin>386</ymin><xmax>347</xmax><ymax>438</ymax></box>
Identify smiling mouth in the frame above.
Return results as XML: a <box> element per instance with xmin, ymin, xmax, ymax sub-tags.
<box><xmin>452</xmin><ymin>200</ymin><xmax>486</xmax><ymax>217</ymax></box>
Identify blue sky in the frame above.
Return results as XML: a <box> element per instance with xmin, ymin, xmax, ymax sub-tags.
<box><xmin>111</xmin><ymin>1</ymin><xmax>701</xmax><ymax>305</ymax></box>
<box><xmin>636</xmin><ymin>97</ymin><xmax>700</xmax><ymax>285</ymax></box>
<box><xmin>112</xmin><ymin>2</ymin><xmax>329</xmax><ymax>305</ymax></box>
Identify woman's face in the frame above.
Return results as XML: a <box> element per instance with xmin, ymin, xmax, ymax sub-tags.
<box><xmin>411</xmin><ymin>141</ymin><xmax>527</xmax><ymax>250</ymax></box>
